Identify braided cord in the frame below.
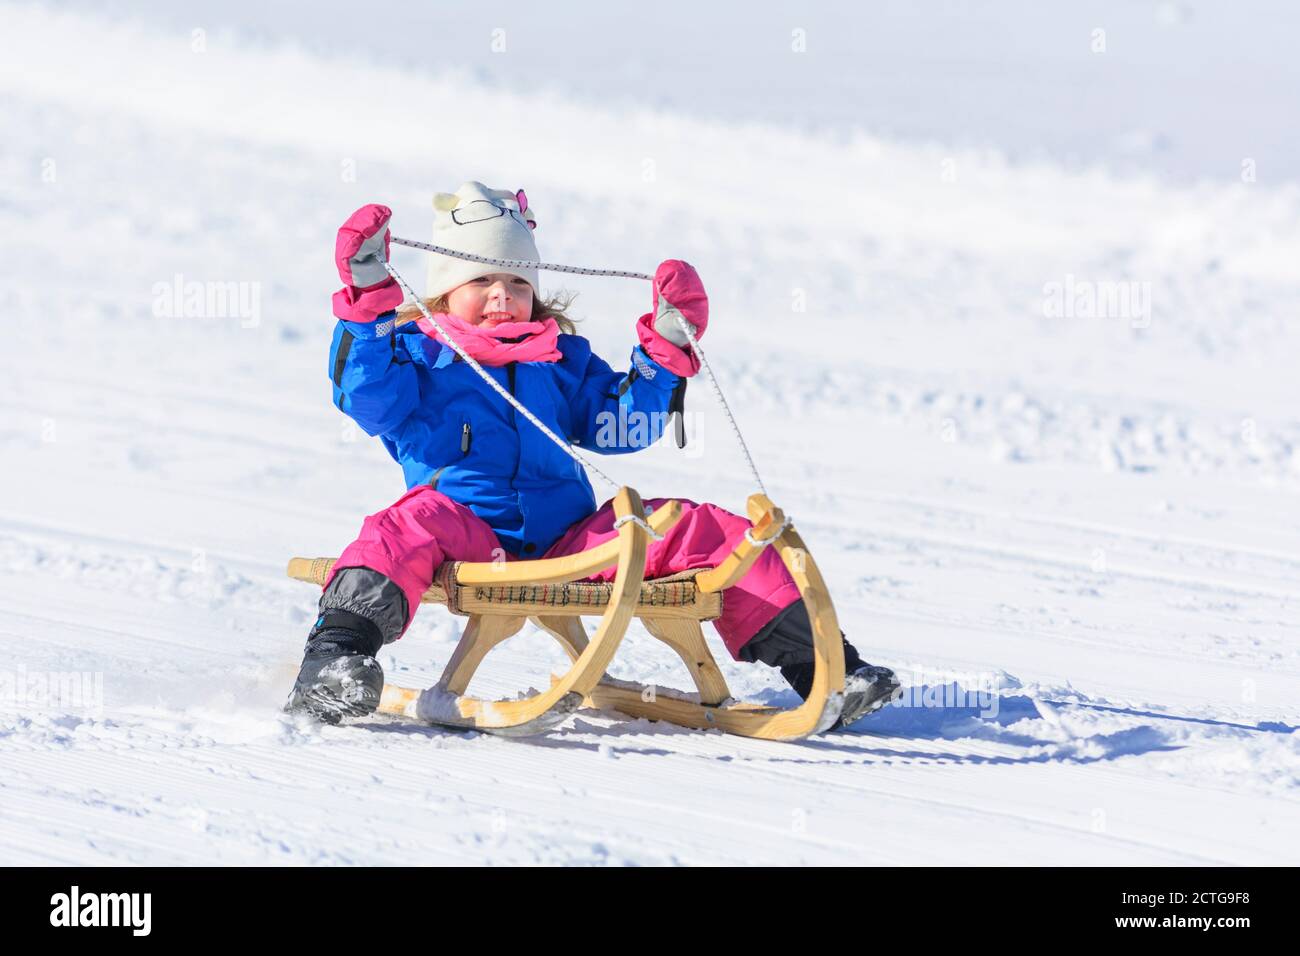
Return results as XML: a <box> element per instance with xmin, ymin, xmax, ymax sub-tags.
<box><xmin>668</xmin><ymin>310</ymin><xmax>767</xmax><ymax>497</ymax></box>
<box><xmin>392</xmin><ymin>235</ymin><xmax>653</xmax><ymax>281</ymax></box>
<box><xmin>612</xmin><ymin>512</ymin><xmax>665</xmax><ymax>541</ymax></box>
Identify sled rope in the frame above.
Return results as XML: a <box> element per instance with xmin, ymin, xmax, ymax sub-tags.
<box><xmin>666</xmin><ymin>310</ymin><xmax>767</xmax><ymax>497</ymax></box>
<box><xmin>389</xmin><ymin>235</ymin><xmax>770</xmax><ymax>497</ymax></box>
<box><xmin>380</xmin><ymin>259</ymin><xmax>621</xmax><ymax>491</ymax></box>
<box><xmin>392</xmin><ymin>236</ymin><xmax>655</xmax><ymax>281</ymax></box>
<box><xmin>612</xmin><ymin>512</ymin><xmax>665</xmax><ymax>541</ymax></box>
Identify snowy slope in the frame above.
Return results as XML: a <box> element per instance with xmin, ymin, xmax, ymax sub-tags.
<box><xmin>0</xmin><ymin>3</ymin><xmax>1297</xmax><ymax>865</ymax></box>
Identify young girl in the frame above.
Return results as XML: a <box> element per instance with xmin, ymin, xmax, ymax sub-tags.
<box><xmin>285</xmin><ymin>181</ymin><xmax>900</xmax><ymax>729</ymax></box>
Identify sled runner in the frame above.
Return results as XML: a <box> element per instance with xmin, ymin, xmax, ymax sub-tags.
<box><xmin>288</xmin><ymin>488</ymin><xmax>849</xmax><ymax>740</ymax></box>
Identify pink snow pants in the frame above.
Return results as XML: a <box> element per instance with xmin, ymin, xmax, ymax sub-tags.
<box><xmin>323</xmin><ymin>487</ymin><xmax>802</xmax><ymax>658</ymax></box>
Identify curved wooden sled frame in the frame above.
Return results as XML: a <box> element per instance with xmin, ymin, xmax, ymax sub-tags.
<box><xmin>287</xmin><ymin>488</ymin><xmax>847</xmax><ymax>741</ymax></box>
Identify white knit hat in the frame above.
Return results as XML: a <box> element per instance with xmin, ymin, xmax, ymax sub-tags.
<box><xmin>425</xmin><ymin>181</ymin><xmax>540</xmax><ymax>301</ymax></box>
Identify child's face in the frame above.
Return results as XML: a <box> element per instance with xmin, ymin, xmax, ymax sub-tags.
<box><xmin>446</xmin><ymin>273</ymin><xmax>534</xmax><ymax>328</ymax></box>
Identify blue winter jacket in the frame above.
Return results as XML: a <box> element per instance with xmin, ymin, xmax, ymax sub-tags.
<box><xmin>329</xmin><ymin>312</ymin><xmax>685</xmax><ymax>557</ymax></box>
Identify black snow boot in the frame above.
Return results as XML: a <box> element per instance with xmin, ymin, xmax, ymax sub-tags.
<box><xmin>834</xmin><ymin>663</ymin><xmax>903</xmax><ymax>729</ymax></box>
<box><xmin>284</xmin><ymin>608</ymin><xmax>386</xmax><ymax>724</ymax></box>
<box><xmin>284</xmin><ymin>567</ymin><xmax>410</xmax><ymax>724</ymax></box>
<box><xmin>740</xmin><ymin>599</ymin><xmax>902</xmax><ymax>730</ymax></box>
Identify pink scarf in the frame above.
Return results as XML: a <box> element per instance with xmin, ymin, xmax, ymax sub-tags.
<box><xmin>416</xmin><ymin>312</ymin><xmax>562</xmax><ymax>366</ymax></box>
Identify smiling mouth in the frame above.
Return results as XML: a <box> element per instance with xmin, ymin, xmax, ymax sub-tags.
<box><xmin>481</xmin><ymin>311</ymin><xmax>515</xmax><ymax>325</ymax></box>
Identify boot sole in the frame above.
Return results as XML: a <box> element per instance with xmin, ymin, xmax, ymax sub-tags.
<box><xmin>837</xmin><ymin>674</ymin><xmax>903</xmax><ymax>728</ymax></box>
<box><xmin>286</xmin><ymin>684</ymin><xmax>381</xmax><ymax>724</ymax></box>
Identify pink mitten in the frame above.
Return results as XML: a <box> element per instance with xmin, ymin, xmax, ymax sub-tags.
<box><xmin>331</xmin><ymin>204</ymin><xmax>404</xmax><ymax>324</ymax></box>
<box><xmin>635</xmin><ymin>259</ymin><xmax>709</xmax><ymax>377</ymax></box>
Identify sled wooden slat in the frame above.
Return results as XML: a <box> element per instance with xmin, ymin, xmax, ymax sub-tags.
<box><xmin>288</xmin><ymin>559</ymin><xmax>721</xmax><ymax>620</ymax></box>
<box><xmin>287</xmin><ymin>488</ymin><xmax>847</xmax><ymax>741</ymax></box>
<box><xmin>450</xmin><ymin>570</ymin><xmax>719</xmax><ymax>620</ymax></box>
<box><xmin>576</xmin><ymin>679</ymin><xmax>782</xmax><ymax>725</ymax></box>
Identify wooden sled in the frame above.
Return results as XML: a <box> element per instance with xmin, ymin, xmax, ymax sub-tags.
<box><xmin>287</xmin><ymin>487</ymin><xmax>848</xmax><ymax>741</ymax></box>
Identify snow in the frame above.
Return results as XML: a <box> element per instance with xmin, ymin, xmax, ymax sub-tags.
<box><xmin>1</xmin><ymin>1</ymin><xmax>1297</xmax><ymax>865</ymax></box>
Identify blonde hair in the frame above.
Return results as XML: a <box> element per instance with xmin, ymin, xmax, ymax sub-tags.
<box><xmin>396</xmin><ymin>287</ymin><xmax>579</xmax><ymax>334</ymax></box>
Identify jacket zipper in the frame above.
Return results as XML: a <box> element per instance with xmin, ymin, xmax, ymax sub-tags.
<box><xmin>505</xmin><ymin>362</ymin><xmax>524</xmax><ymax>542</ymax></box>
<box><xmin>505</xmin><ymin>363</ymin><xmax>518</xmax><ymax>473</ymax></box>
<box><xmin>461</xmin><ymin>422</ymin><xmax>472</xmax><ymax>454</ymax></box>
